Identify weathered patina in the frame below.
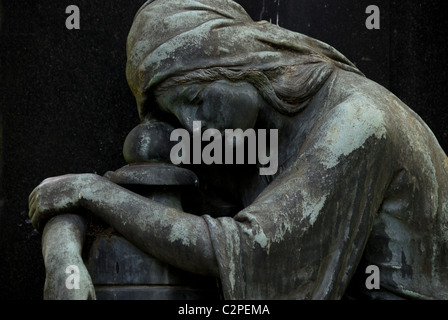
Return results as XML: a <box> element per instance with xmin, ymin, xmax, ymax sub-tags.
<box><xmin>29</xmin><ymin>0</ymin><xmax>448</xmax><ymax>299</ymax></box>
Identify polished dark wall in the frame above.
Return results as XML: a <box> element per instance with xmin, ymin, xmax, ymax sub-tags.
<box><xmin>0</xmin><ymin>0</ymin><xmax>447</xmax><ymax>299</ymax></box>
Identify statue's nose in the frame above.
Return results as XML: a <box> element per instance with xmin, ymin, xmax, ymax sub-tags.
<box><xmin>122</xmin><ymin>121</ymin><xmax>176</xmax><ymax>164</ymax></box>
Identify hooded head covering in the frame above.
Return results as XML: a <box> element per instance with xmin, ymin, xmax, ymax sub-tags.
<box><xmin>126</xmin><ymin>0</ymin><xmax>362</xmax><ymax>119</ymax></box>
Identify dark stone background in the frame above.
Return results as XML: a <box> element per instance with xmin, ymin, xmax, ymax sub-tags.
<box><xmin>0</xmin><ymin>0</ymin><xmax>447</xmax><ymax>299</ymax></box>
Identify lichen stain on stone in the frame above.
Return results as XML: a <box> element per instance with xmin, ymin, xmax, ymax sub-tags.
<box><xmin>317</xmin><ymin>98</ymin><xmax>387</xmax><ymax>169</ymax></box>
<box><xmin>168</xmin><ymin>220</ymin><xmax>197</xmax><ymax>247</ymax></box>
<box><xmin>253</xmin><ymin>228</ymin><xmax>268</xmax><ymax>250</ymax></box>
<box><xmin>300</xmin><ymin>192</ymin><xmax>327</xmax><ymax>228</ymax></box>
<box><xmin>166</xmin><ymin>208</ymin><xmax>179</xmax><ymax>217</ymax></box>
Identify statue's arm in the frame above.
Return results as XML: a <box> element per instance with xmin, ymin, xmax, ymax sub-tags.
<box><xmin>41</xmin><ymin>214</ymin><xmax>96</xmax><ymax>299</ymax></box>
<box><xmin>29</xmin><ymin>175</ymin><xmax>219</xmax><ymax>277</ymax></box>
<box><xmin>29</xmin><ymin>98</ymin><xmax>391</xmax><ymax>286</ymax></box>
<box><xmin>82</xmin><ymin>177</ymin><xmax>219</xmax><ymax>277</ymax></box>
<box><xmin>201</xmin><ymin>99</ymin><xmax>394</xmax><ymax>298</ymax></box>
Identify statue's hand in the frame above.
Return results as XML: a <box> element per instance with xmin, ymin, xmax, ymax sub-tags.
<box><xmin>44</xmin><ymin>256</ymin><xmax>96</xmax><ymax>300</ymax></box>
<box><xmin>28</xmin><ymin>173</ymin><xmax>98</xmax><ymax>230</ymax></box>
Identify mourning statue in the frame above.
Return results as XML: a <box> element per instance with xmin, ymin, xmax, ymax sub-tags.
<box><xmin>28</xmin><ymin>0</ymin><xmax>448</xmax><ymax>300</ymax></box>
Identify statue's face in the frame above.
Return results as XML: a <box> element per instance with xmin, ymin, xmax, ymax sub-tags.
<box><xmin>155</xmin><ymin>79</ymin><xmax>262</xmax><ymax>133</ymax></box>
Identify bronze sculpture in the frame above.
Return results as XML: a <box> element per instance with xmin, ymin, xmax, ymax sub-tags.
<box><xmin>29</xmin><ymin>0</ymin><xmax>448</xmax><ymax>299</ymax></box>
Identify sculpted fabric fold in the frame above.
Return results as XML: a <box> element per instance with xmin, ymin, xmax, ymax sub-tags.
<box><xmin>126</xmin><ymin>0</ymin><xmax>362</xmax><ymax>119</ymax></box>
<box><xmin>124</xmin><ymin>0</ymin><xmax>448</xmax><ymax>300</ymax></box>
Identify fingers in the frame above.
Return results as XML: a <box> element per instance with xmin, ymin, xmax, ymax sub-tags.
<box><xmin>28</xmin><ymin>195</ymin><xmax>36</xmax><ymax>223</ymax></box>
<box><xmin>28</xmin><ymin>186</ymin><xmax>39</xmax><ymax>218</ymax></box>
<box><xmin>28</xmin><ymin>173</ymin><xmax>92</xmax><ymax>230</ymax></box>
<box><xmin>28</xmin><ymin>187</ymin><xmax>37</xmax><ymax>209</ymax></box>
<box><xmin>28</xmin><ymin>175</ymin><xmax>64</xmax><ymax>207</ymax></box>
<box><xmin>28</xmin><ymin>180</ymin><xmax>55</xmax><ymax>229</ymax></box>
<box><xmin>29</xmin><ymin>202</ymin><xmax>40</xmax><ymax>230</ymax></box>
<box><xmin>28</xmin><ymin>186</ymin><xmax>48</xmax><ymax>230</ymax></box>
<box><xmin>88</xmin><ymin>284</ymin><xmax>97</xmax><ymax>300</ymax></box>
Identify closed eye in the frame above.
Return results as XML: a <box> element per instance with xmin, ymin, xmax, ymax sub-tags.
<box><xmin>184</xmin><ymin>85</ymin><xmax>204</xmax><ymax>106</ymax></box>
<box><xmin>190</xmin><ymin>93</ymin><xmax>203</xmax><ymax>105</ymax></box>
